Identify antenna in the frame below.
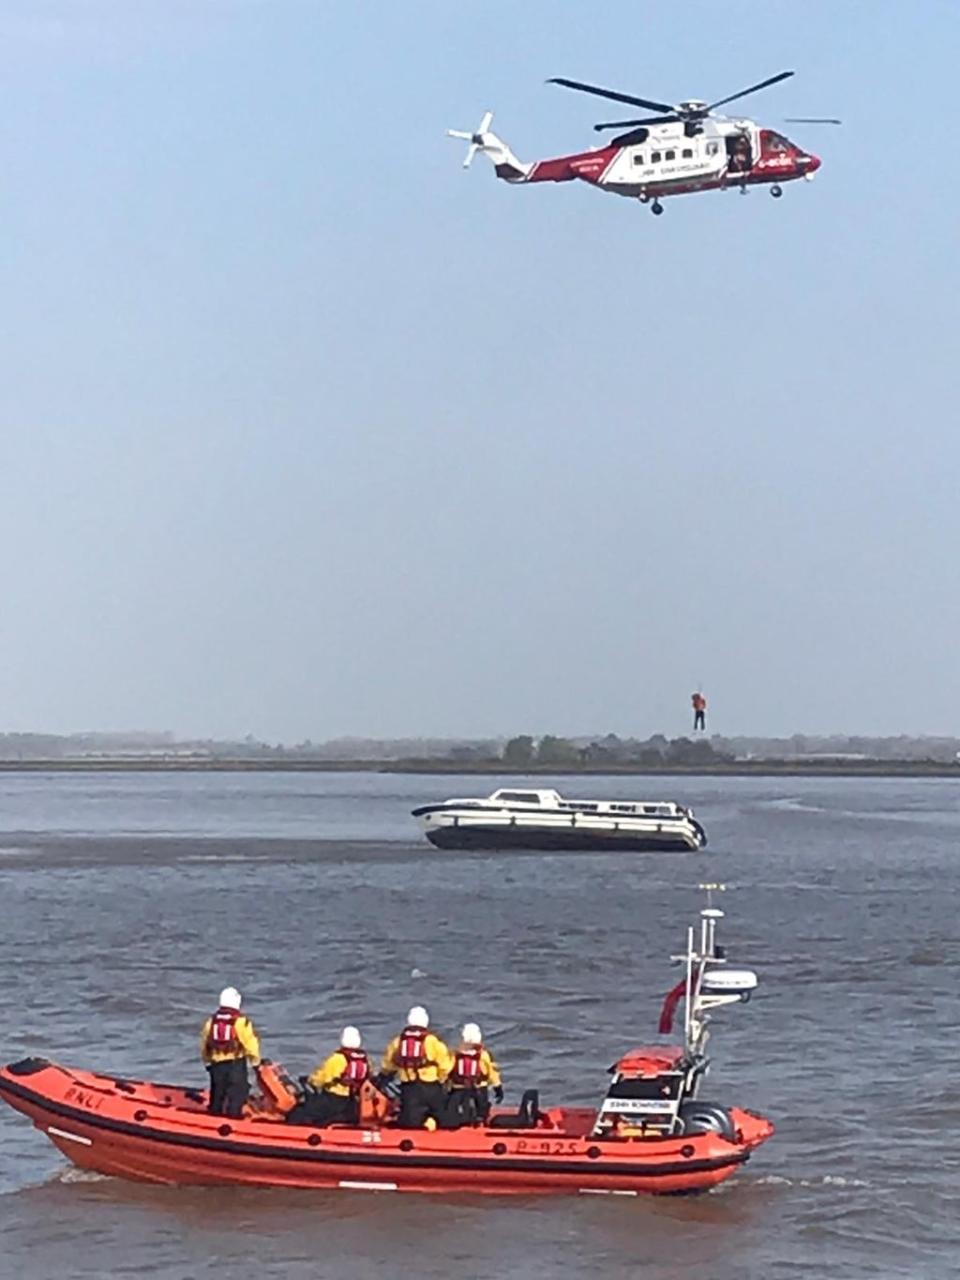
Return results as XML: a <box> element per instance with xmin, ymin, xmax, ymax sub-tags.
<box><xmin>699</xmin><ymin>882</ymin><xmax>726</xmax><ymax>912</ymax></box>
<box><xmin>659</xmin><ymin>886</ymin><xmax>757</xmax><ymax>1066</ymax></box>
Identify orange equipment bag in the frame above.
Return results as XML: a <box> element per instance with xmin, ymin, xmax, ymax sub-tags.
<box><xmin>358</xmin><ymin>1079</ymin><xmax>393</xmax><ymax>1125</ymax></box>
<box><xmin>254</xmin><ymin>1060</ymin><xmax>299</xmax><ymax>1116</ymax></box>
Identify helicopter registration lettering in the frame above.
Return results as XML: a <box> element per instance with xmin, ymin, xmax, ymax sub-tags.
<box><xmin>515</xmin><ymin>1138</ymin><xmax>580</xmax><ymax>1156</ymax></box>
<box><xmin>758</xmin><ymin>154</ymin><xmax>794</xmax><ymax>169</ymax></box>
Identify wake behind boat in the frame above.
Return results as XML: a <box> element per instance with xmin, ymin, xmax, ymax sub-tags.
<box><xmin>411</xmin><ymin>788</ymin><xmax>707</xmax><ymax>851</ymax></box>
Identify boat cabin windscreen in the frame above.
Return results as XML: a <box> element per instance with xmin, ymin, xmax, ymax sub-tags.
<box><xmin>492</xmin><ymin>790</ymin><xmax>545</xmax><ymax>805</ymax></box>
<box><xmin>606</xmin><ymin>1075</ymin><xmax>684</xmax><ymax>1101</ymax></box>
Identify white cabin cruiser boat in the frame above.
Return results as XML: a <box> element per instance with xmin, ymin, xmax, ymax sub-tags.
<box><xmin>411</xmin><ymin>788</ymin><xmax>707</xmax><ymax>852</ymax></box>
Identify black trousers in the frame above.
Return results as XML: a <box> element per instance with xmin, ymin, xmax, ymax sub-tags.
<box><xmin>445</xmin><ymin>1086</ymin><xmax>490</xmax><ymax>1128</ymax></box>
<box><xmin>207</xmin><ymin>1059</ymin><xmax>249</xmax><ymax>1118</ymax></box>
<box><xmin>398</xmin><ymin>1080</ymin><xmax>447</xmax><ymax>1128</ymax></box>
<box><xmin>694</xmin><ymin>710</ymin><xmax>705</xmax><ymax>731</ymax></box>
<box><xmin>286</xmin><ymin>1091</ymin><xmax>358</xmax><ymax>1128</ymax></box>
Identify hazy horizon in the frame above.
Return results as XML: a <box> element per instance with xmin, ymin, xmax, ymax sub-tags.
<box><xmin>2</xmin><ymin>725</ymin><xmax>958</xmax><ymax>750</ymax></box>
<box><xmin>1</xmin><ymin>1</ymin><xmax>957</xmax><ymax>742</ymax></box>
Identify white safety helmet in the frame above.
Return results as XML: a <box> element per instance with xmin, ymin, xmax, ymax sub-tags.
<box><xmin>461</xmin><ymin>1022</ymin><xmax>482</xmax><ymax>1046</ymax></box>
<box><xmin>219</xmin><ymin>987</ymin><xmax>242</xmax><ymax>1011</ymax></box>
<box><xmin>340</xmin><ymin>1025</ymin><xmax>362</xmax><ymax>1050</ymax></box>
<box><xmin>406</xmin><ymin>1005</ymin><xmax>429</xmax><ymax>1029</ymax></box>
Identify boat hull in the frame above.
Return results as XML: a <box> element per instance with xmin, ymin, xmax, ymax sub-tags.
<box><xmin>0</xmin><ymin>1059</ymin><xmax>769</xmax><ymax>1196</ymax></box>
<box><xmin>421</xmin><ymin>821</ymin><xmax>704</xmax><ymax>852</ymax></box>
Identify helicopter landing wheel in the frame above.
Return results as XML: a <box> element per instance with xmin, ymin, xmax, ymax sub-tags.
<box><xmin>770</xmin><ymin>184</ymin><xmax>783</xmax><ymax>199</ymax></box>
<box><xmin>651</xmin><ymin>200</ymin><xmax>664</xmax><ymax>216</ymax></box>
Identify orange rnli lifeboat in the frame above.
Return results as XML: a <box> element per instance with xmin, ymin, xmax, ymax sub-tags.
<box><xmin>0</xmin><ymin>889</ymin><xmax>773</xmax><ymax>1196</ymax></box>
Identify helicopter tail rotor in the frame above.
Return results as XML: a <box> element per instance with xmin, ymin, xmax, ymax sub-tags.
<box><xmin>447</xmin><ymin>110</ymin><xmax>494</xmax><ymax>168</ymax></box>
<box><xmin>446</xmin><ymin>112</ymin><xmax>530</xmax><ymax>180</ymax></box>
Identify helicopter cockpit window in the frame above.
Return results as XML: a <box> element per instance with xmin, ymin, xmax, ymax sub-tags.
<box><xmin>706</xmin><ymin>141</ymin><xmax>719</xmax><ymax>156</ymax></box>
<box><xmin>765</xmin><ymin>132</ymin><xmax>791</xmax><ymax>153</ymax></box>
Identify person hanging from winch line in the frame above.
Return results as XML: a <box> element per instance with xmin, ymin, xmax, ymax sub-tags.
<box><xmin>200</xmin><ymin>986</ymin><xmax>262</xmax><ymax>1118</ymax></box>
<box><xmin>379</xmin><ymin>1005</ymin><xmax>453</xmax><ymax>1129</ymax></box>
<box><xmin>286</xmin><ymin>1025</ymin><xmax>371</xmax><ymax>1127</ymax></box>
<box><xmin>444</xmin><ymin>1022</ymin><xmax>503</xmax><ymax>1128</ymax></box>
<box><xmin>691</xmin><ymin>690</ymin><xmax>707</xmax><ymax>732</ymax></box>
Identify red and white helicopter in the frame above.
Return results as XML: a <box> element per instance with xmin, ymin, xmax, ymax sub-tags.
<box><xmin>448</xmin><ymin>70</ymin><xmax>838</xmax><ymax>214</ymax></box>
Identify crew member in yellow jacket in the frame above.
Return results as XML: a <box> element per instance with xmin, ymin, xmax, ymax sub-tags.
<box><xmin>380</xmin><ymin>1005</ymin><xmax>453</xmax><ymax>1128</ymax></box>
<box><xmin>287</xmin><ymin>1026</ymin><xmax>371</xmax><ymax>1127</ymax></box>
<box><xmin>200</xmin><ymin>986</ymin><xmax>262</xmax><ymax>1117</ymax></box>
<box><xmin>446</xmin><ymin>1022</ymin><xmax>503</xmax><ymax>1126</ymax></box>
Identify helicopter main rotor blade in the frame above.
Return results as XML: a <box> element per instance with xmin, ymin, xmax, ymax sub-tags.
<box><xmin>784</xmin><ymin>116</ymin><xmax>842</xmax><ymax>125</ymax></box>
<box><xmin>593</xmin><ymin>115</ymin><xmax>678</xmax><ymax>131</ymax></box>
<box><xmin>547</xmin><ymin>77</ymin><xmax>673</xmax><ymax>114</ymax></box>
<box><xmin>707</xmin><ymin>70</ymin><xmax>794</xmax><ymax>112</ymax></box>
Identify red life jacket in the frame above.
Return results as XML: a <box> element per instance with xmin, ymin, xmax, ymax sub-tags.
<box><xmin>396</xmin><ymin>1027</ymin><xmax>429</xmax><ymax>1070</ymax></box>
<box><xmin>452</xmin><ymin>1047</ymin><xmax>483</xmax><ymax>1086</ymax></box>
<box><xmin>338</xmin><ymin>1049</ymin><xmax>370</xmax><ymax>1092</ymax></box>
<box><xmin>207</xmin><ymin>1008</ymin><xmax>240</xmax><ymax>1055</ymax></box>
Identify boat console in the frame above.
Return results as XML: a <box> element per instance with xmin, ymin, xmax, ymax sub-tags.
<box><xmin>591</xmin><ymin>884</ymin><xmax>759</xmax><ymax>1139</ymax></box>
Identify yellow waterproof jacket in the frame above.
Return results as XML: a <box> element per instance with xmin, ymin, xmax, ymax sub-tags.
<box><xmin>200</xmin><ymin>1013</ymin><xmax>261</xmax><ymax>1066</ymax></box>
<box><xmin>308</xmin><ymin>1049</ymin><xmax>371</xmax><ymax>1098</ymax></box>
<box><xmin>381</xmin><ymin>1030</ymin><xmax>454</xmax><ymax>1084</ymax></box>
<box><xmin>450</xmin><ymin>1044</ymin><xmax>501</xmax><ymax>1088</ymax></box>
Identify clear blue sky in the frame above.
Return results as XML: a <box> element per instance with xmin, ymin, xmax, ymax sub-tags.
<box><xmin>0</xmin><ymin>0</ymin><xmax>957</xmax><ymax>741</ymax></box>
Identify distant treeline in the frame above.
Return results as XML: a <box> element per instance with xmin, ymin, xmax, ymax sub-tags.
<box><xmin>493</xmin><ymin>733</ymin><xmax>727</xmax><ymax>768</ymax></box>
<box><xmin>488</xmin><ymin>732</ymin><xmax>960</xmax><ymax>768</ymax></box>
<box><xmin>0</xmin><ymin>730</ymin><xmax>958</xmax><ymax>767</ymax></box>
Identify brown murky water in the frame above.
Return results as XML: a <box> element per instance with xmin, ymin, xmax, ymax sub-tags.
<box><xmin>0</xmin><ymin>772</ymin><xmax>957</xmax><ymax>1278</ymax></box>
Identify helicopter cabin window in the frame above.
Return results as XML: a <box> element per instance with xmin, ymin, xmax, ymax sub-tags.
<box><xmin>706</xmin><ymin>141</ymin><xmax>719</xmax><ymax>156</ymax></box>
<box><xmin>632</xmin><ymin>153</ymin><xmax>645</xmax><ymax>166</ymax></box>
<box><xmin>665</xmin><ymin>149</ymin><xmax>675</xmax><ymax>161</ymax></box>
<box><xmin>682</xmin><ymin>148</ymin><xmax>693</xmax><ymax>159</ymax></box>
<box><xmin>651</xmin><ymin>150</ymin><xmax>662</xmax><ymax>163</ymax></box>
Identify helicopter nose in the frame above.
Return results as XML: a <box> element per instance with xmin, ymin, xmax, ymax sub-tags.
<box><xmin>799</xmin><ymin>151</ymin><xmax>821</xmax><ymax>173</ymax></box>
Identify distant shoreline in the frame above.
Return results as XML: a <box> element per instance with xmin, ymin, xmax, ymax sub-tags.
<box><xmin>0</xmin><ymin>757</ymin><xmax>956</xmax><ymax>778</ymax></box>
